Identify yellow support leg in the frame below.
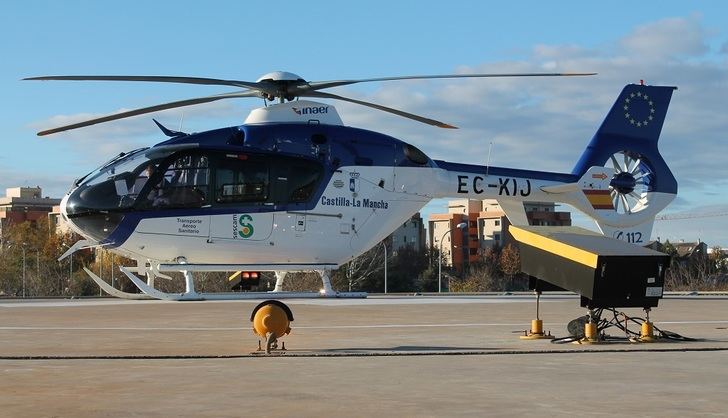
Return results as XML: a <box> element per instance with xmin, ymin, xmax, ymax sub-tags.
<box><xmin>639</xmin><ymin>321</ymin><xmax>656</xmax><ymax>342</ymax></box>
<box><xmin>575</xmin><ymin>321</ymin><xmax>602</xmax><ymax>344</ymax></box>
<box><xmin>520</xmin><ymin>292</ymin><xmax>555</xmax><ymax>340</ymax></box>
<box><xmin>520</xmin><ymin>319</ymin><xmax>555</xmax><ymax>340</ymax></box>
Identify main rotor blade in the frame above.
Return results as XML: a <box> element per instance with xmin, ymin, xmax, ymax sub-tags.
<box><xmin>302</xmin><ymin>91</ymin><xmax>456</xmax><ymax>129</ymax></box>
<box><xmin>306</xmin><ymin>72</ymin><xmax>596</xmax><ymax>91</ymax></box>
<box><xmin>37</xmin><ymin>90</ymin><xmax>259</xmax><ymax>136</ymax></box>
<box><xmin>24</xmin><ymin>75</ymin><xmax>265</xmax><ymax>91</ymax></box>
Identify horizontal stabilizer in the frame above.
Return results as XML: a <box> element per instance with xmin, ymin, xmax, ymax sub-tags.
<box><xmin>541</xmin><ymin>166</ymin><xmax>614</xmax><ymax>196</ymax></box>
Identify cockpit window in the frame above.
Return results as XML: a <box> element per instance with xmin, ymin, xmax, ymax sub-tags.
<box><xmin>65</xmin><ymin>148</ymin><xmax>324</xmax><ymax>219</ymax></box>
<box><xmin>66</xmin><ymin>150</ymin><xmax>165</xmax><ymax>213</ymax></box>
<box><xmin>138</xmin><ymin>154</ymin><xmax>210</xmax><ymax>209</ymax></box>
<box><xmin>82</xmin><ymin>148</ymin><xmax>153</xmax><ymax>191</ymax></box>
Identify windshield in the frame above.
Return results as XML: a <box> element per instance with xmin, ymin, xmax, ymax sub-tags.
<box><xmin>64</xmin><ymin>147</ymin><xmax>205</xmax><ymax>242</ymax></box>
<box><xmin>82</xmin><ymin>147</ymin><xmax>151</xmax><ymax>189</ymax></box>
<box><xmin>67</xmin><ymin>148</ymin><xmax>167</xmax><ymax>216</ymax></box>
<box><xmin>67</xmin><ymin>145</ymin><xmax>210</xmax><ymax>216</ymax></box>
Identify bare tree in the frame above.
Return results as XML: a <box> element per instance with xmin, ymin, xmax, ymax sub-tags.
<box><xmin>281</xmin><ymin>272</ymin><xmax>324</xmax><ymax>292</ymax></box>
<box><xmin>340</xmin><ymin>244</ymin><xmax>385</xmax><ymax>291</ymax></box>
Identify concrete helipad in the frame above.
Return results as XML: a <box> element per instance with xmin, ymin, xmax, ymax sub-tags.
<box><xmin>1</xmin><ymin>294</ymin><xmax>727</xmax><ymax>417</ymax></box>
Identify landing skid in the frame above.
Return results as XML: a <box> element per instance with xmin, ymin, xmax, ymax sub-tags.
<box><xmin>83</xmin><ymin>267</ymin><xmax>152</xmax><ymax>300</ymax></box>
<box><xmin>118</xmin><ymin>266</ymin><xmax>367</xmax><ymax>301</ymax></box>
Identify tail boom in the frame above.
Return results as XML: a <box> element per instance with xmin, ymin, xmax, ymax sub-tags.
<box><xmin>431</xmin><ymin>161</ymin><xmax>576</xmax><ymax>202</ymax></box>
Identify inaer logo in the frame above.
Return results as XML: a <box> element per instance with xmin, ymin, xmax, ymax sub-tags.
<box><xmin>292</xmin><ymin>106</ymin><xmax>329</xmax><ymax>115</ymax></box>
<box><xmin>233</xmin><ymin>214</ymin><xmax>254</xmax><ymax>239</ymax></box>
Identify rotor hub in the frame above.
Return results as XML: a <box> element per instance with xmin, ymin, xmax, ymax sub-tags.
<box><xmin>255</xmin><ymin>71</ymin><xmax>308</xmax><ymax>102</ymax></box>
<box><xmin>610</xmin><ymin>172</ymin><xmax>637</xmax><ymax>195</ymax></box>
<box><xmin>255</xmin><ymin>71</ymin><xmax>305</xmax><ymax>82</ymax></box>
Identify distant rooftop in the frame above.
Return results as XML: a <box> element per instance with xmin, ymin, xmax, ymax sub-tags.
<box><xmin>1</xmin><ymin>186</ymin><xmax>61</xmax><ymax>206</ymax></box>
<box><xmin>5</xmin><ymin>187</ymin><xmax>42</xmax><ymax>199</ymax></box>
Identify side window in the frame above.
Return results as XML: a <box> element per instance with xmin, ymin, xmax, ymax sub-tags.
<box><xmin>287</xmin><ymin>161</ymin><xmax>322</xmax><ymax>203</ymax></box>
<box><xmin>144</xmin><ymin>154</ymin><xmax>209</xmax><ymax>209</ymax></box>
<box><xmin>215</xmin><ymin>156</ymin><xmax>269</xmax><ymax>203</ymax></box>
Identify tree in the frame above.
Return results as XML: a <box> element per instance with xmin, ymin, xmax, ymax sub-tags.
<box><xmin>499</xmin><ymin>244</ymin><xmax>527</xmax><ymax>291</ymax></box>
<box><xmin>1</xmin><ymin>219</ymin><xmax>72</xmax><ymax>297</ymax></box>
<box><xmin>385</xmin><ymin>246</ymin><xmax>427</xmax><ymax>292</ymax></box>
<box><xmin>330</xmin><ymin>243</ymin><xmax>386</xmax><ymax>292</ymax></box>
<box><xmin>499</xmin><ymin>244</ymin><xmax>520</xmax><ymax>277</ymax></box>
<box><xmin>417</xmin><ymin>265</ymin><xmax>438</xmax><ymax>292</ymax></box>
<box><xmin>281</xmin><ymin>272</ymin><xmax>324</xmax><ymax>292</ymax></box>
<box><xmin>452</xmin><ymin>245</ymin><xmax>508</xmax><ymax>292</ymax></box>
<box><xmin>661</xmin><ymin>240</ymin><xmax>678</xmax><ymax>257</ymax></box>
<box><xmin>710</xmin><ymin>246</ymin><xmax>728</xmax><ymax>273</ymax></box>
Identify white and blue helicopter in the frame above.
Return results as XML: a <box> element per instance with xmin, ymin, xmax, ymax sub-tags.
<box><xmin>28</xmin><ymin>72</ymin><xmax>677</xmax><ymax>301</ymax></box>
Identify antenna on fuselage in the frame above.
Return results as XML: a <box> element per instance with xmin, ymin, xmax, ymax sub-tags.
<box><xmin>486</xmin><ymin>141</ymin><xmax>494</xmax><ymax>177</ymax></box>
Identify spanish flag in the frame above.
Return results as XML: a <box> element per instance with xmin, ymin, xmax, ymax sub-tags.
<box><xmin>583</xmin><ymin>189</ymin><xmax>614</xmax><ymax>210</ymax></box>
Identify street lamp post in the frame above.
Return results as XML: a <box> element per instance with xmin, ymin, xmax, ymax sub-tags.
<box><xmin>111</xmin><ymin>253</ymin><xmax>115</xmax><ymax>289</ymax></box>
<box><xmin>69</xmin><ymin>253</ymin><xmax>73</xmax><ymax>294</ymax></box>
<box><xmin>382</xmin><ymin>241</ymin><xmax>388</xmax><ymax>294</ymax></box>
<box><xmin>21</xmin><ymin>243</ymin><xmax>27</xmax><ymax>298</ymax></box>
<box><xmin>438</xmin><ymin>222</ymin><xmax>468</xmax><ymax>293</ymax></box>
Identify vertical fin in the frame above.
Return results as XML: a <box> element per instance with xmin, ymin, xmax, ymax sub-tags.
<box><xmin>572</xmin><ymin>83</ymin><xmax>677</xmax><ymax>195</ymax></box>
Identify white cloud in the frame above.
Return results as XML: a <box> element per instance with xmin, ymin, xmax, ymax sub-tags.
<box><xmin>619</xmin><ymin>15</ymin><xmax>709</xmax><ymax>61</ymax></box>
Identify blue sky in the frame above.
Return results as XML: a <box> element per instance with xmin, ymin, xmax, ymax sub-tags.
<box><xmin>1</xmin><ymin>1</ymin><xmax>727</xmax><ymax>245</ymax></box>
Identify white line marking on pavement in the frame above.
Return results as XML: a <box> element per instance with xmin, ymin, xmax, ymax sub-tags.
<box><xmin>1</xmin><ymin>320</ymin><xmax>727</xmax><ymax>332</ymax></box>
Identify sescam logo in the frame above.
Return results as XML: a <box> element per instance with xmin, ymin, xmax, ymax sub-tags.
<box><xmin>292</xmin><ymin>106</ymin><xmax>329</xmax><ymax>116</ymax></box>
<box><xmin>232</xmin><ymin>214</ymin><xmax>254</xmax><ymax>239</ymax></box>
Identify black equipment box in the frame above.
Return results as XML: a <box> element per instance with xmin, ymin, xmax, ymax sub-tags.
<box><xmin>510</xmin><ymin>226</ymin><xmax>671</xmax><ymax>308</ymax></box>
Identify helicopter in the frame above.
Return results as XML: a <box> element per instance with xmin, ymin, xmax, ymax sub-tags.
<box><xmin>26</xmin><ymin>71</ymin><xmax>677</xmax><ymax>301</ymax></box>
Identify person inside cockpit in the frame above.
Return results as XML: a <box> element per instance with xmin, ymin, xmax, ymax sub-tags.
<box><xmin>131</xmin><ymin>164</ymin><xmax>170</xmax><ymax>207</ymax></box>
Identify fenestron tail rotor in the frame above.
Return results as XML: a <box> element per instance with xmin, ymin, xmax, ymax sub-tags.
<box><xmin>25</xmin><ymin>70</ymin><xmax>595</xmax><ymax>135</ymax></box>
<box><xmin>607</xmin><ymin>150</ymin><xmax>654</xmax><ymax>215</ymax></box>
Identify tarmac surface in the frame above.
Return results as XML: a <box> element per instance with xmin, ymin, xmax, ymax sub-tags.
<box><xmin>1</xmin><ymin>293</ymin><xmax>727</xmax><ymax>417</ymax></box>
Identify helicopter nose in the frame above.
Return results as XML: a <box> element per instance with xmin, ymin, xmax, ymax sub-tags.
<box><xmin>62</xmin><ymin>184</ymin><xmax>126</xmax><ymax>242</ymax></box>
<box><xmin>59</xmin><ymin>191</ymin><xmax>85</xmax><ymax>238</ymax></box>
<box><xmin>59</xmin><ymin>193</ymin><xmax>71</xmax><ymax>227</ymax></box>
